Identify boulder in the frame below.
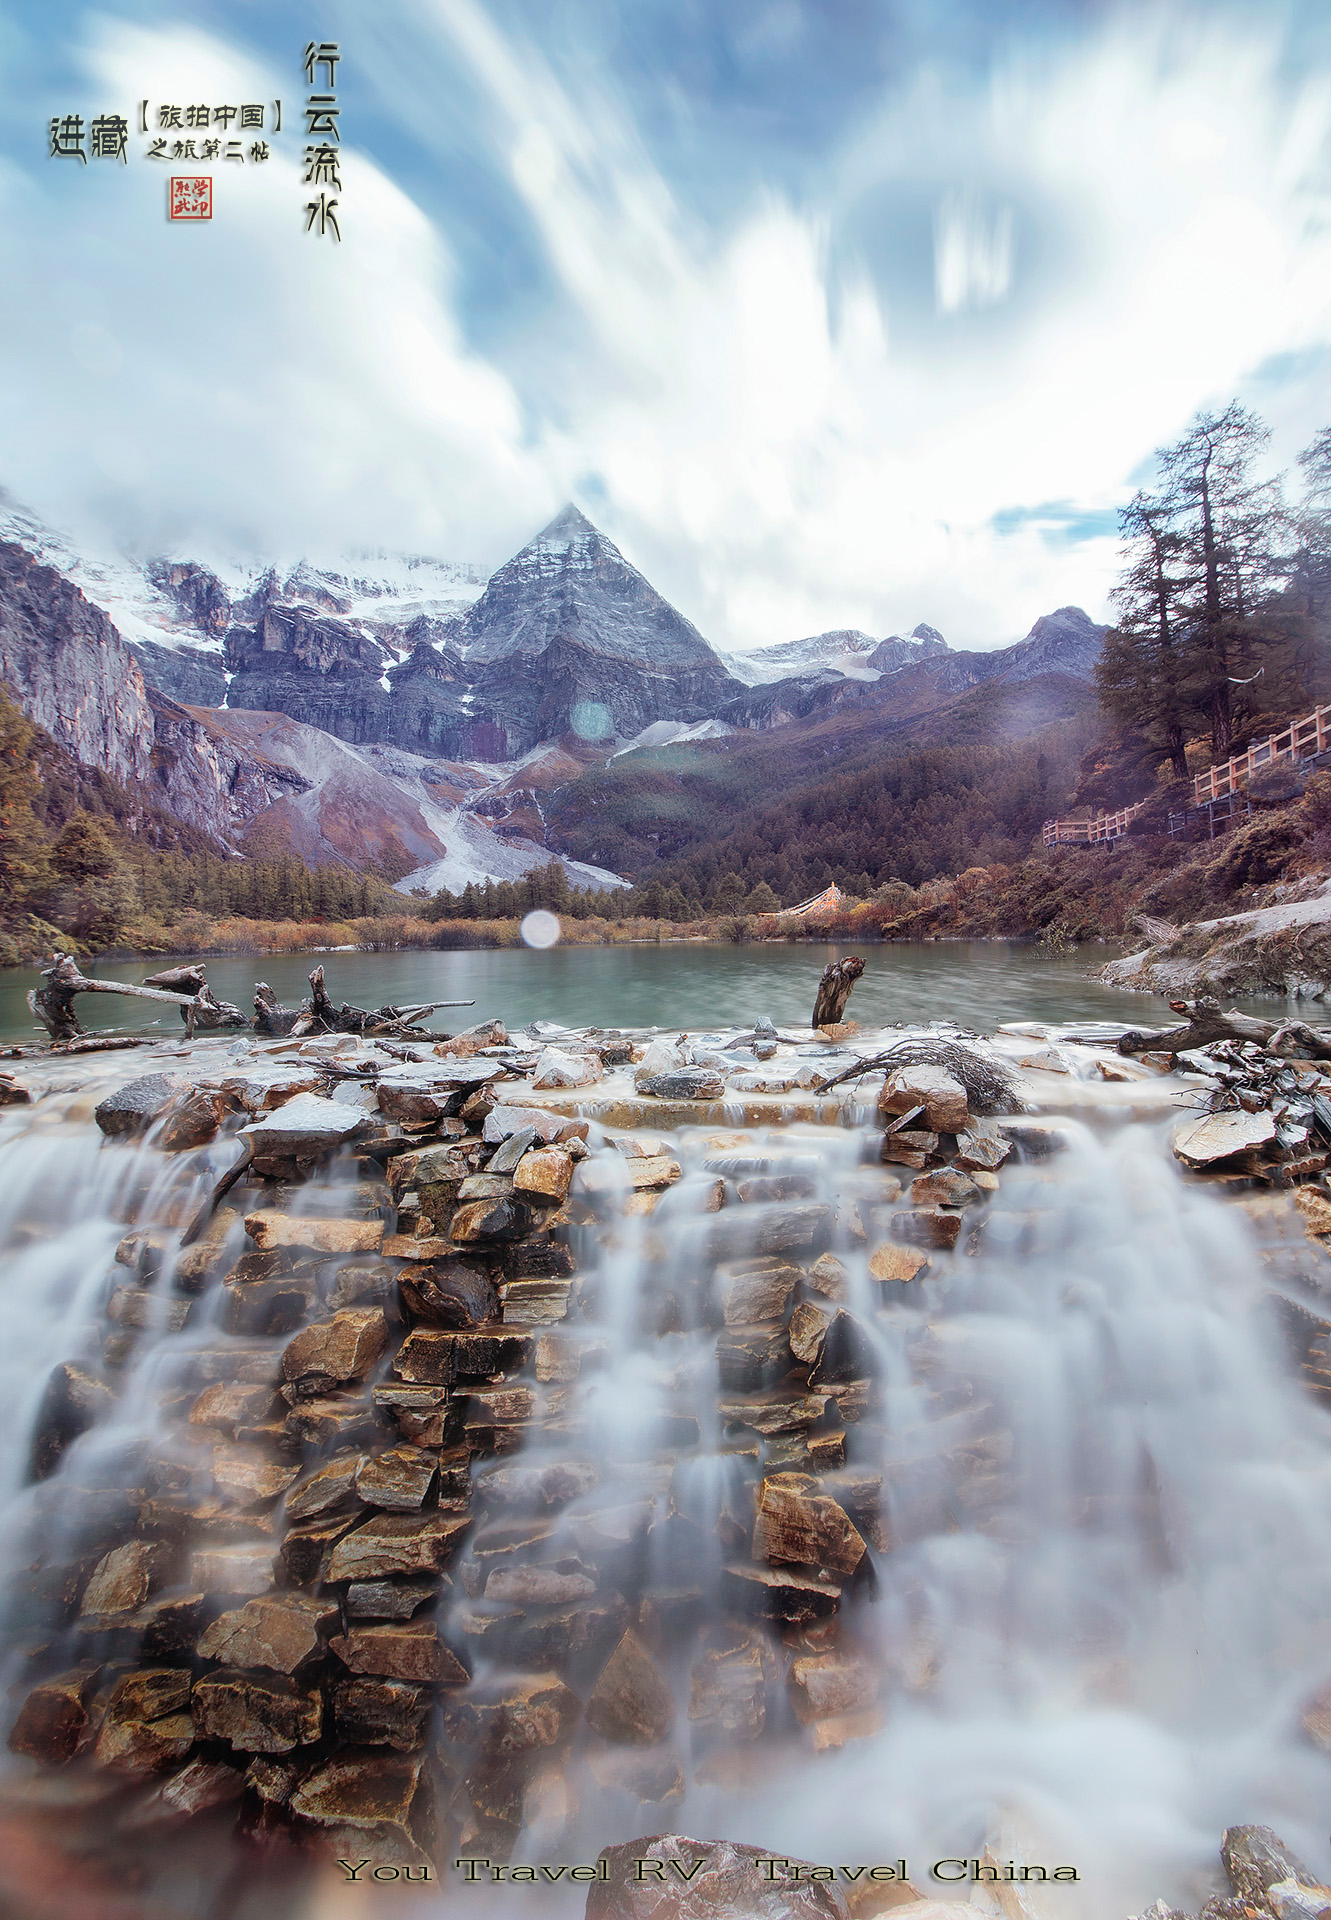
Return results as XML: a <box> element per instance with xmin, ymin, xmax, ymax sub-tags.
<box><xmin>189</xmin><ymin>1544</ymin><xmax>275</xmax><ymax>1598</ymax></box>
<box><xmin>281</xmin><ymin>1308</ymin><xmax>389</xmax><ymax>1395</ymax></box>
<box><xmin>80</xmin><ymin>1541</ymin><xmax>166</xmax><ymax>1617</ymax></box>
<box><xmin>356</xmin><ymin>1447</ymin><xmax>438</xmax><ymax>1511</ymax></box>
<box><xmin>192</xmin><ymin>1668</ymin><xmax>323</xmax><ymax>1753</ymax></box>
<box><xmin>484</xmin><ymin>1106</ymin><xmax>590</xmax><ymax>1145</ymax></box>
<box><xmin>910</xmin><ymin>1167</ymin><xmax>982</xmax><ymax>1208</ymax></box>
<box><xmin>879</xmin><ymin>1066</ymin><xmax>968</xmax><ymax>1133</ymax></box>
<box><xmin>7</xmin><ymin>1667</ymin><xmax>98</xmax><ymax>1763</ymax></box>
<box><xmin>586</xmin><ymin>1836</ymin><xmax>852</xmax><ymax>1919</ymax></box>
<box><xmin>451</xmin><ymin>1197</ymin><xmax>536</xmax><ymax>1243</ymax></box>
<box><xmin>377</xmin><ymin>1061</ymin><xmax>502</xmax><ymax>1124</ymax></box>
<box><xmin>755</xmin><ymin>1474</ymin><xmax>866</xmax><ymax>1575</ymax></box>
<box><xmin>637</xmin><ymin>1069</ymin><xmax>725</xmax><ymax>1101</ymax></box>
<box><xmin>788</xmin><ymin>1303</ymin><xmax>832</xmax><ymax>1366</ymax></box>
<box><xmin>245</xmin><ymin>1212</ymin><xmax>383</xmax><ymax>1255</ymax></box>
<box><xmin>286</xmin><ymin>1451</ymin><xmax>367</xmax><ymax>1523</ymax></box>
<box><xmin>160</xmin><ymin>1089</ymin><xmax>228</xmax><ymax>1152</ymax></box>
<box><xmin>806</xmin><ymin>1253</ymin><xmax>848</xmax><ymax>1301</ymax></box>
<box><xmin>288</xmin><ymin>1748</ymin><xmax>431</xmax><ymax>1844</ymax></box>
<box><xmin>533</xmin><ymin>1047</ymin><xmax>603</xmax><ymax>1089</ymax></box>
<box><xmin>326</xmin><ymin>1511</ymin><xmax>471</xmax><ymax>1582</ymax></box>
<box><xmin>196</xmin><ymin>1594</ymin><xmax>337</xmax><ymax>1673</ymax></box>
<box><xmin>346</xmin><ymin>1579</ymin><xmax>442</xmax><ymax>1620</ymax></box>
<box><xmin>485</xmin><ymin>1566</ymin><xmax>597</xmax><ymax>1606</ymax></box>
<box><xmin>240</xmin><ymin>1093</ymin><xmax>367</xmax><ymax>1162</ymax></box>
<box><xmin>787</xmin><ymin>1651</ymin><xmax>878</xmax><ymax>1724</ymax></box>
<box><xmin>442</xmin><ymin>1673</ymin><xmax>579</xmax><ymax>1754</ymax></box>
<box><xmin>373</xmin><ymin>1384</ymin><xmax>453</xmax><ymax>1448</ymax></box>
<box><xmin>189</xmin><ymin>1381</ymin><xmax>281</xmax><ymax>1438</ymax></box>
<box><xmin>332</xmin><ymin>1677</ymin><xmax>432</xmax><ymax>1750</ymax></box>
<box><xmin>720</xmin><ymin>1562</ymin><xmax>842</xmax><ymax>1624</ymax></box>
<box><xmin>514</xmin><ymin>1148</ymin><xmax>575</xmax><ymax>1202</ymax></box>
<box><xmin>954</xmin><ymin>1125</ymin><xmax>1012</xmax><ymax>1173</ymax></box>
<box><xmin>879</xmin><ymin>1130</ymin><xmax>939</xmax><ymax>1170</ymax></box>
<box><xmin>280</xmin><ymin>1515</ymin><xmax>359</xmax><ymax>1587</ymax></box>
<box><xmin>392</xmin><ymin>1325</ymin><xmax>532</xmax><ymax>1383</ymax></box>
<box><xmin>488</xmin><ymin>1126</ymin><xmax>539</xmax><ymax>1173</ymax></box>
<box><xmin>689</xmin><ymin>1637</ymin><xmax>769</xmax><ymax>1738</ymax></box>
<box><xmin>1221</xmin><ymin>1827</ymin><xmax>1327</xmax><ymax>1909</ymax></box>
<box><xmin>1173</xmin><ymin>1109</ymin><xmax>1277</xmax><ymax>1168</ymax></box>
<box><xmin>477</xmin><ymin>1460</ymin><xmax>601</xmax><ymax>1509</ymax></box>
<box><xmin>717</xmin><ymin>1325</ymin><xmax>792</xmax><ymax>1392</ymax></box>
<box><xmin>330</xmin><ymin>1621</ymin><xmax>468</xmax><ymax>1684</ymax></box>
<box><xmin>209</xmin><ymin>1446</ymin><xmax>301</xmax><ymax>1509</ymax></box>
<box><xmin>92</xmin><ymin>1669</ymin><xmax>193</xmax><ymax>1777</ymax></box>
<box><xmin>890</xmin><ymin>1208</ymin><xmax>962</xmax><ymax>1252</ymax></box>
<box><xmin>397</xmin><ymin>1261</ymin><xmax>499</xmax><ymax>1329</ymax></box>
<box><xmin>868</xmin><ymin>1242</ymin><xmax>929</xmax><ymax>1284</ymax></box>
<box><xmin>94</xmin><ymin>1074</ymin><xmax>189</xmax><ymax>1139</ymax></box>
<box><xmin>585</xmin><ymin>1629</ymin><xmax>674</xmax><ymax>1747</ymax></box>
<box><xmin>714</xmin><ymin>1259</ymin><xmax>801</xmax><ymax>1327</ymax></box>
<box><xmin>809</xmin><ymin>1311</ymin><xmax>880</xmax><ymax>1386</ymax></box>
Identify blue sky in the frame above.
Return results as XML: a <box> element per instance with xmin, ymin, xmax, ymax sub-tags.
<box><xmin>1</xmin><ymin>0</ymin><xmax>1329</xmax><ymax>649</ymax></box>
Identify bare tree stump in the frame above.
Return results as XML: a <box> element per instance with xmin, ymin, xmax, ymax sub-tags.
<box><xmin>812</xmin><ymin>956</ymin><xmax>865</xmax><ymax>1029</ymax></box>
<box><xmin>27</xmin><ymin>955</ymin><xmax>208</xmax><ymax>1043</ymax></box>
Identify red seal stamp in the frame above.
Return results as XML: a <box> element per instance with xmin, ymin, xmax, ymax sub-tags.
<box><xmin>169</xmin><ymin>176</ymin><xmax>212</xmax><ymax>220</ymax></box>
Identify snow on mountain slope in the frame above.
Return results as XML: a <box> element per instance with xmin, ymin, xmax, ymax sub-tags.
<box><xmin>723</xmin><ymin>622</ymin><xmax>950</xmax><ymax>685</ymax></box>
<box><xmin>612</xmin><ymin>718</ymin><xmax>737</xmax><ymax>756</ymax></box>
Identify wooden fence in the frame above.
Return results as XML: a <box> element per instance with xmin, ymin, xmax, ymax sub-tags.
<box><xmin>1192</xmin><ymin>703</ymin><xmax>1331</xmax><ymax>802</ymax></box>
<box><xmin>1041</xmin><ymin>799</ymin><xmax>1152</xmax><ymax>849</ymax></box>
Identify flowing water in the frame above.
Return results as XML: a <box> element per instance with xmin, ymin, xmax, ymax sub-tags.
<box><xmin>0</xmin><ymin>997</ymin><xmax>1329</xmax><ymax>1920</ymax></box>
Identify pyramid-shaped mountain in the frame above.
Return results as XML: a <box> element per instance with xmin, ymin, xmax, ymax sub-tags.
<box><xmin>449</xmin><ymin>505</ymin><xmax>744</xmax><ymax>754</ymax></box>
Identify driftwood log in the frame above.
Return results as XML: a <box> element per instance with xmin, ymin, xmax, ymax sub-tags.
<box><xmin>28</xmin><ymin>955</ymin><xmax>211</xmax><ymax>1044</ymax></box>
<box><xmin>812</xmin><ymin>956</ymin><xmax>865</xmax><ymax>1029</ymax></box>
<box><xmin>143</xmin><ymin>966</ymin><xmax>246</xmax><ymax>1036</ymax></box>
<box><xmin>1117</xmin><ymin>996</ymin><xmax>1331</xmax><ymax>1062</ymax></box>
<box><xmin>254</xmin><ymin>969</ymin><xmax>476</xmax><ymax>1040</ymax></box>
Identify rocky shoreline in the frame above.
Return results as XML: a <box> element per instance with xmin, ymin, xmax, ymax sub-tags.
<box><xmin>2</xmin><ymin>996</ymin><xmax>1331</xmax><ymax>1915</ymax></box>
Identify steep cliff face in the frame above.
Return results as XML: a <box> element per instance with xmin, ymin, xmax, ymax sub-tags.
<box><xmin>143</xmin><ymin>696</ymin><xmax>313</xmax><ymax>845</ymax></box>
<box><xmin>450</xmin><ymin>505</ymin><xmax>744</xmax><ymax>755</ymax></box>
<box><xmin>0</xmin><ymin>540</ymin><xmax>154</xmax><ymax>784</ymax></box>
<box><xmin>127</xmin><ymin>639</ymin><xmax>229</xmax><ymax>707</ymax></box>
<box><xmin>224</xmin><ymin>595</ymin><xmax>393</xmax><ymax>742</ymax></box>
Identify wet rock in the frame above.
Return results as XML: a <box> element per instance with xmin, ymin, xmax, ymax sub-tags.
<box><xmin>704</xmin><ymin>1203</ymin><xmax>831</xmax><ymax>1262</ymax></box>
<box><xmin>1173</xmin><ymin>1109</ymin><xmax>1277</xmax><ymax>1168</ymax></box>
<box><xmin>477</xmin><ymin>1460</ymin><xmax>601</xmax><ymax>1509</ymax></box>
<box><xmin>279</xmin><ymin>1515</ymin><xmax>359</xmax><ymax>1586</ymax></box>
<box><xmin>788</xmin><ymin>1302</ymin><xmax>832</xmax><ymax>1366</ymax></box>
<box><xmin>330</xmin><ymin>1620</ymin><xmax>468</xmax><ymax>1684</ymax></box>
<box><xmin>80</xmin><ymin>1542</ymin><xmax>167</xmax><ymax>1617</ymax></box>
<box><xmin>458</xmin><ymin>1171</ymin><xmax>517</xmax><ymax>1204</ymax></box>
<box><xmin>240</xmin><ymin>1093</ymin><xmax>368</xmax><ymax>1167</ymax></box>
<box><xmin>189</xmin><ymin>1545</ymin><xmax>275</xmax><ymax>1597</ymax></box>
<box><xmin>1222</xmin><ymin>1826</ymin><xmax>1327</xmax><ymax>1909</ymax></box>
<box><xmin>107</xmin><ymin>1286</ymin><xmax>192</xmax><ymax>1334</ymax></box>
<box><xmin>787</xmin><ymin>1650</ymin><xmax>879</xmax><ymax>1725</ymax></box>
<box><xmin>484</xmin><ymin>1127</ymin><xmax>539</xmax><ymax>1176</ymax></box>
<box><xmin>356</xmin><ymin>1447</ymin><xmax>438</xmax><ymax>1511</ymax></box>
<box><xmin>120</xmin><ymin>1756</ymin><xmax>245</xmax><ymax>1828</ymax></box>
<box><xmin>93</xmin><ymin>1669</ymin><xmax>194</xmax><ymax>1776</ymax></box>
<box><xmin>689</xmin><ymin>1636</ymin><xmax>770</xmax><ymax>1738</ymax></box>
<box><xmin>451</xmin><ymin>1197</ymin><xmax>536</xmax><ymax>1243</ymax></box>
<box><xmin>188</xmin><ymin>1381</ymin><xmax>281</xmax><ymax>1440</ymax></box>
<box><xmin>333</xmin><ymin>1677</ymin><xmax>432</xmax><ymax>1750</ymax></box>
<box><xmin>879</xmin><ymin>1130</ymin><xmax>940</xmax><ymax>1170</ymax></box>
<box><xmin>377</xmin><ymin>1060</ymin><xmax>503</xmax><ymax>1124</ymax></box>
<box><xmin>192</xmin><ymin>1668</ymin><xmax>323</xmax><ymax>1753</ymax></box>
<box><xmin>387</xmin><ymin>1141</ymin><xmax>471</xmax><ymax>1195</ymax></box>
<box><xmin>197</xmin><ymin>1594</ymin><xmax>338</xmax><ymax>1672</ymax></box>
<box><xmin>245</xmin><ymin>1211</ymin><xmax>383</xmax><ymax>1255</ymax></box>
<box><xmin>587</xmin><ymin>1835</ymin><xmax>852</xmax><ymax>1919</ymax></box>
<box><xmin>809</xmin><ymin>1311</ymin><xmax>881</xmax><ymax>1386</ymax></box>
<box><xmin>393</xmin><ymin>1324</ymin><xmax>533</xmax><ymax>1383</ymax></box>
<box><xmin>326</xmin><ymin>1511</ymin><xmax>471</xmax><ymax>1582</ymax></box>
<box><xmin>288</xmin><ymin>1747</ymin><xmax>432</xmax><ymax>1848</ymax></box>
<box><xmin>209</xmin><ymin>1446</ymin><xmax>301</xmax><ymax>1509</ymax></box>
<box><xmin>717</xmin><ymin>1388</ymin><xmax>835</xmax><ymax>1437</ymax></box>
<box><xmin>910</xmin><ymin>1167</ymin><xmax>982</xmax><ymax>1208</ymax></box>
<box><xmin>1295</xmin><ymin>1189</ymin><xmax>1331</xmax><ymax>1239</ymax></box>
<box><xmin>8</xmin><ymin>1667</ymin><xmax>98</xmax><ymax>1763</ymax></box>
<box><xmin>954</xmin><ymin>1125</ymin><xmax>1012</xmax><ymax>1173</ymax></box>
<box><xmin>281</xmin><ymin>1308</ymin><xmax>389</xmax><ymax>1396</ymax></box>
<box><xmin>373</xmin><ymin>1384</ymin><xmax>454</xmax><ymax>1447</ymax></box>
<box><xmin>94</xmin><ymin>1074</ymin><xmax>189</xmax><ymax>1139</ymax></box>
<box><xmin>586</xmin><ymin>1740</ymin><xmax>685</xmax><ymax>1805</ymax></box>
<box><xmin>578</xmin><ymin>1154</ymin><xmax>683</xmax><ymax>1195</ymax></box>
<box><xmin>484</xmin><ymin>1106</ymin><xmax>590</xmax><ymax>1145</ymax></box>
<box><xmin>755</xmin><ymin>1473</ymin><xmax>866</xmax><ymax>1575</ymax></box>
<box><xmin>485</xmin><ymin>1565</ymin><xmax>596</xmax><ymax>1605</ymax></box>
<box><xmin>284</xmin><ymin>1395</ymin><xmax>379</xmax><ymax>1450</ymax></box>
<box><xmin>443</xmin><ymin>1673</ymin><xmax>580</xmax><ymax>1753</ymax></box>
<box><xmin>160</xmin><ymin>1089</ymin><xmax>229</xmax><ymax>1152</ymax></box>
<box><xmin>635</xmin><ymin>1039</ymin><xmax>685</xmax><ymax>1082</ymax></box>
<box><xmin>806</xmin><ymin>1252</ymin><xmax>849</xmax><ymax>1302</ymax></box>
<box><xmin>714</xmin><ymin>1259</ymin><xmax>801</xmax><ymax>1327</ymax></box>
<box><xmin>867</xmin><ymin>1242</ymin><xmax>930</xmax><ymax>1284</ymax></box>
<box><xmin>533</xmin><ymin>1046</ymin><xmax>604</xmax><ymax>1089</ymax></box>
<box><xmin>638</xmin><ymin>1069</ymin><xmax>725</xmax><ymax>1100</ymax></box>
<box><xmin>286</xmin><ymin>1450</ymin><xmax>367</xmax><ymax>1523</ymax></box>
<box><xmin>515</xmin><ymin>1148</ymin><xmax>575</xmax><ymax>1202</ymax></box>
<box><xmin>346</xmin><ymin>1579</ymin><xmax>442</xmax><ymax>1620</ymax></box>
<box><xmin>717</xmin><ymin>1325</ymin><xmax>792</xmax><ymax>1392</ymax></box>
<box><xmin>585</xmin><ymin>1629</ymin><xmax>674</xmax><ymax>1747</ymax></box>
<box><xmin>879</xmin><ymin>1066</ymin><xmax>968</xmax><ymax>1133</ymax></box>
<box><xmin>890</xmin><ymin>1207</ymin><xmax>962</xmax><ymax>1251</ymax></box>
<box><xmin>720</xmin><ymin>1562</ymin><xmax>842</xmax><ymax>1623</ymax></box>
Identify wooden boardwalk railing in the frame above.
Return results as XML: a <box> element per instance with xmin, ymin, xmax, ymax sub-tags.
<box><xmin>1042</xmin><ymin>699</ymin><xmax>1331</xmax><ymax>847</ymax></box>
<box><xmin>1193</xmin><ymin>702</ymin><xmax>1331</xmax><ymax>802</ymax></box>
<box><xmin>1042</xmin><ymin>799</ymin><xmax>1152</xmax><ymax>848</ymax></box>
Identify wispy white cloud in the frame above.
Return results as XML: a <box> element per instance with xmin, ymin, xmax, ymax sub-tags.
<box><xmin>0</xmin><ymin>7</ymin><xmax>1328</xmax><ymax>653</ymax></box>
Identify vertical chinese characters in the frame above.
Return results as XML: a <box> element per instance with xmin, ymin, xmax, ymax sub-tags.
<box><xmin>303</xmin><ymin>41</ymin><xmax>342</xmax><ymax>240</ymax></box>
